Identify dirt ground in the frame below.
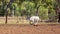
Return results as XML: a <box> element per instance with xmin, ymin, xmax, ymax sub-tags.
<box><xmin>0</xmin><ymin>24</ymin><xmax>60</xmax><ymax>34</ymax></box>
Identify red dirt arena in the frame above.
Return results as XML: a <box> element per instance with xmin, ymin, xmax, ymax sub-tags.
<box><xmin>0</xmin><ymin>24</ymin><xmax>60</xmax><ymax>34</ymax></box>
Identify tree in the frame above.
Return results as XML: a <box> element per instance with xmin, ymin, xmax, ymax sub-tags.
<box><xmin>20</xmin><ymin>1</ymin><xmax>35</xmax><ymax>16</ymax></box>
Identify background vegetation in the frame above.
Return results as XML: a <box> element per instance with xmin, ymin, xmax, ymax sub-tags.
<box><xmin>0</xmin><ymin>0</ymin><xmax>60</xmax><ymax>20</ymax></box>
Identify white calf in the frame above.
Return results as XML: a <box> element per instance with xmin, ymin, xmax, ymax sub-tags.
<box><xmin>30</xmin><ymin>16</ymin><xmax>39</xmax><ymax>25</ymax></box>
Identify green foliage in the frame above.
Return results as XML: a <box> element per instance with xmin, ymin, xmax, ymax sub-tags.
<box><xmin>0</xmin><ymin>0</ymin><xmax>59</xmax><ymax>20</ymax></box>
<box><xmin>20</xmin><ymin>1</ymin><xmax>35</xmax><ymax>16</ymax></box>
<box><xmin>39</xmin><ymin>6</ymin><xmax>48</xmax><ymax>20</ymax></box>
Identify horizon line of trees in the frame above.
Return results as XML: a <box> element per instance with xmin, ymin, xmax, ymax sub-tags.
<box><xmin>0</xmin><ymin>0</ymin><xmax>60</xmax><ymax>20</ymax></box>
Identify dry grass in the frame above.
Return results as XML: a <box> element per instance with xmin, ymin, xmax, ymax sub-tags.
<box><xmin>0</xmin><ymin>17</ymin><xmax>29</xmax><ymax>24</ymax></box>
<box><xmin>0</xmin><ymin>17</ymin><xmax>59</xmax><ymax>24</ymax></box>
